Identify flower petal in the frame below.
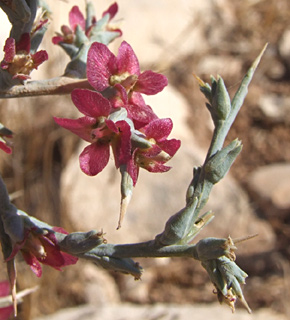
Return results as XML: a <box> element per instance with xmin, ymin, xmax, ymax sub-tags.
<box><xmin>144</xmin><ymin>118</ymin><xmax>173</xmax><ymax>141</ymax></box>
<box><xmin>0</xmin><ymin>140</ymin><xmax>12</xmax><ymax>154</ymax></box>
<box><xmin>31</xmin><ymin>50</ymin><xmax>48</xmax><ymax>68</ymax></box>
<box><xmin>87</xmin><ymin>42</ymin><xmax>117</xmax><ymax>91</ymax></box>
<box><xmin>158</xmin><ymin>139</ymin><xmax>181</xmax><ymax>157</ymax></box>
<box><xmin>69</xmin><ymin>6</ymin><xmax>86</xmax><ymax>31</ymax></box>
<box><xmin>79</xmin><ymin>142</ymin><xmax>110</xmax><ymax>176</ymax></box>
<box><xmin>0</xmin><ymin>281</ymin><xmax>10</xmax><ymax>297</ymax></box>
<box><xmin>15</xmin><ymin>33</ymin><xmax>30</xmax><ymax>53</ymax></box>
<box><xmin>3</xmin><ymin>38</ymin><xmax>15</xmax><ymax>63</ymax></box>
<box><xmin>102</xmin><ymin>2</ymin><xmax>118</xmax><ymax>20</ymax></box>
<box><xmin>145</xmin><ymin>162</ymin><xmax>171</xmax><ymax>173</ymax></box>
<box><xmin>54</xmin><ymin>116</ymin><xmax>95</xmax><ymax>142</ymax></box>
<box><xmin>71</xmin><ymin>89</ymin><xmax>112</xmax><ymax>118</ymax></box>
<box><xmin>127</xmin><ymin>152</ymin><xmax>139</xmax><ymax>186</ymax></box>
<box><xmin>117</xmin><ymin>41</ymin><xmax>140</xmax><ymax>75</ymax></box>
<box><xmin>140</xmin><ymin>144</ymin><xmax>162</xmax><ymax>158</ymax></box>
<box><xmin>135</xmin><ymin>70</ymin><xmax>168</xmax><ymax>95</ymax></box>
<box><xmin>0</xmin><ymin>305</ymin><xmax>14</xmax><ymax>320</ymax></box>
<box><xmin>39</xmin><ymin>235</ymin><xmax>78</xmax><ymax>270</ymax></box>
<box><xmin>126</xmin><ymin>103</ymin><xmax>157</xmax><ymax>128</ymax></box>
<box><xmin>106</xmin><ymin>120</ymin><xmax>131</xmax><ymax>168</ymax></box>
<box><xmin>52</xmin><ymin>35</ymin><xmax>64</xmax><ymax>45</ymax></box>
<box><xmin>21</xmin><ymin>251</ymin><xmax>42</xmax><ymax>277</ymax></box>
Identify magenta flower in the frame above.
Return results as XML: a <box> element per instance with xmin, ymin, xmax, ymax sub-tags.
<box><xmin>128</xmin><ymin>118</ymin><xmax>181</xmax><ymax>185</ymax></box>
<box><xmin>6</xmin><ymin>227</ymin><xmax>78</xmax><ymax>278</ymax></box>
<box><xmin>87</xmin><ymin>41</ymin><xmax>168</xmax><ymax>96</ymax></box>
<box><xmin>86</xmin><ymin>41</ymin><xmax>167</xmax><ymax>127</ymax></box>
<box><xmin>54</xmin><ymin>89</ymin><xmax>131</xmax><ymax>176</ymax></box>
<box><xmin>0</xmin><ymin>281</ymin><xmax>13</xmax><ymax>320</ymax></box>
<box><xmin>52</xmin><ymin>3</ymin><xmax>121</xmax><ymax>45</ymax></box>
<box><xmin>1</xmin><ymin>33</ymin><xmax>48</xmax><ymax>80</ymax></box>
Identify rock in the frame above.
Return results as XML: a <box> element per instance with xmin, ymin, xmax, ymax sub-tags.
<box><xmin>45</xmin><ymin>0</ymin><xmax>237</xmax><ymax>68</ymax></box>
<box><xmin>196</xmin><ymin>55</ymin><xmax>242</xmax><ymax>79</ymax></box>
<box><xmin>247</xmin><ymin>163</ymin><xmax>290</xmax><ymax>216</ymax></box>
<box><xmin>279</xmin><ymin>28</ymin><xmax>290</xmax><ymax>68</ymax></box>
<box><xmin>81</xmin><ymin>263</ymin><xmax>121</xmax><ymax>305</ymax></box>
<box><xmin>34</xmin><ymin>303</ymin><xmax>287</xmax><ymax>320</ymax></box>
<box><xmin>258</xmin><ymin>94</ymin><xmax>290</xmax><ymax>124</ymax></box>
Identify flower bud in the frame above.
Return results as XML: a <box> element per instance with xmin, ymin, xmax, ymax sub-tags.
<box><xmin>212</xmin><ymin>77</ymin><xmax>231</xmax><ymax>120</ymax></box>
<box><xmin>204</xmin><ymin>139</ymin><xmax>242</xmax><ymax>184</ymax></box>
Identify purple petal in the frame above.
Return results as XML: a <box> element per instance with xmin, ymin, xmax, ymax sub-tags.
<box><xmin>87</xmin><ymin>42</ymin><xmax>117</xmax><ymax>91</ymax></box>
<box><xmin>144</xmin><ymin>118</ymin><xmax>173</xmax><ymax>141</ymax></box>
<box><xmin>109</xmin><ymin>84</ymin><xmax>129</xmax><ymax>108</ymax></box>
<box><xmin>31</xmin><ymin>50</ymin><xmax>48</xmax><ymax>68</ymax></box>
<box><xmin>69</xmin><ymin>6</ymin><xmax>86</xmax><ymax>31</ymax></box>
<box><xmin>21</xmin><ymin>251</ymin><xmax>42</xmax><ymax>277</ymax></box>
<box><xmin>52</xmin><ymin>35</ymin><xmax>64</xmax><ymax>44</ymax></box>
<box><xmin>39</xmin><ymin>235</ymin><xmax>78</xmax><ymax>269</ymax></box>
<box><xmin>105</xmin><ymin>119</ymin><xmax>118</xmax><ymax>133</ymax></box>
<box><xmin>102</xmin><ymin>2</ymin><xmax>118</xmax><ymax>20</ymax></box>
<box><xmin>0</xmin><ymin>281</ymin><xmax>10</xmax><ymax>297</ymax></box>
<box><xmin>0</xmin><ymin>282</ymin><xmax>13</xmax><ymax>320</ymax></box>
<box><xmin>126</xmin><ymin>103</ymin><xmax>158</xmax><ymax>128</ymax></box>
<box><xmin>108</xmin><ymin>120</ymin><xmax>131</xmax><ymax>168</ymax></box>
<box><xmin>79</xmin><ymin>142</ymin><xmax>110</xmax><ymax>176</ymax></box>
<box><xmin>0</xmin><ymin>141</ymin><xmax>12</xmax><ymax>154</ymax></box>
<box><xmin>127</xmin><ymin>152</ymin><xmax>139</xmax><ymax>186</ymax></box>
<box><xmin>3</xmin><ymin>38</ymin><xmax>15</xmax><ymax>62</ymax></box>
<box><xmin>71</xmin><ymin>89</ymin><xmax>112</xmax><ymax>118</ymax></box>
<box><xmin>145</xmin><ymin>162</ymin><xmax>171</xmax><ymax>173</ymax></box>
<box><xmin>135</xmin><ymin>70</ymin><xmax>168</xmax><ymax>95</ymax></box>
<box><xmin>54</xmin><ymin>116</ymin><xmax>95</xmax><ymax>142</ymax></box>
<box><xmin>129</xmin><ymin>91</ymin><xmax>146</xmax><ymax>107</ymax></box>
<box><xmin>117</xmin><ymin>41</ymin><xmax>140</xmax><ymax>75</ymax></box>
<box><xmin>140</xmin><ymin>145</ymin><xmax>162</xmax><ymax>158</ymax></box>
<box><xmin>158</xmin><ymin>139</ymin><xmax>181</xmax><ymax>157</ymax></box>
<box><xmin>15</xmin><ymin>33</ymin><xmax>31</xmax><ymax>53</ymax></box>
<box><xmin>0</xmin><ymin>305</ymin><xmax>14</xmax><ymax>320</ymax></box>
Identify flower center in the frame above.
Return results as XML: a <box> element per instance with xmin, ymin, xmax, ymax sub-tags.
<box><xmin>109</xmin><ymin>73</ymin><xmax>138</xmax><ymax>92</ymax></box>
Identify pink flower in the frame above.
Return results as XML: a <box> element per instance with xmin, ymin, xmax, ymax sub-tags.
<box><xmin>0</xmin><ymin>281</ymin><xmax>13</xmax><ymax>320</ymax></box>
<box><xmin>52</xmin><ymin>3</ymin><xmax>121</xmax><ymax>45</ymax></box>
<box><xmin>1</xmin><ymin>33</ymin><xmax>48</xmax><ymax>80</ymax></box>
<box><xmin>87</xmin><ymin>41</ymin><xmax>168</xmax><ymax>127</ymax></box>
<box><xmin>6</xmin><ymin>226</ymin><xmax>78</xmax><ymax>278</ymax></box>
<box><xmin>128</xmin><ymin>118</ymin><xmax>181</xmax><ymax>185</ymax></box>
<box><xmin>54</xmin><ymin>89</ymin><xmax>131</xmax><ymax>176</ymax></box>
<box><xmin>87</xmin><ymin>41</ymin><xmax>168</xmax><ymax>96</ymax></box>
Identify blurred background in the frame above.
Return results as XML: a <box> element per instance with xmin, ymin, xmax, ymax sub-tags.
<box><xmin>0</xmin><ymin>0</ymin><xmax>290</xmax><ymax>319</ymax></box>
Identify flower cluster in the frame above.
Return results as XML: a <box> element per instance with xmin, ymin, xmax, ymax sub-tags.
<box><xmin>6</xmin><ymin>225</ymin><xmax>78</xmax><ymax>278</ymax></box>
<box><xmin>55</xmin><ymin>41</ymin><xmax>180</xmax><ymax>184</ymax></box>
<box><xmin>55</xmin><ymin>41</ymin><xmax>180</xmax><ymax>225</ymax></box>
<box><xmin>52</xmin><ymin>2</ymin><xmax>121</xmax><ymax>49</ymax></box>
<box><xmin>1</xmin><ymin>33</ymin><xmax>48</xmax><ymax>80</ymax></box>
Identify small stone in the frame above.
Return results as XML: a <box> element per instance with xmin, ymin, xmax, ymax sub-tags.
<box><xmin>247</xmin><ymin>163</ymin><xmax>290</xmax><ymax>211</ymax></box>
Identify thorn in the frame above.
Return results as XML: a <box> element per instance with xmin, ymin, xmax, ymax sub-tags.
<box><xmin>117</xmin><ymin>192</ymin><xmax>131</xmax><ymax>230</ymax></box>
<box><xmin>233</xmin><ymin>234</ymin><xmax>258</xmax><ymax>245</ymax></box>
<box><xmin>193</xmin><ymin>74</ymin><xmax>206</xmax><ymax>87</ymax></box>
<box><xmin>251</xmin><ymin>43</ymin><xmax>268</xmax><ymax>71</ymax></box>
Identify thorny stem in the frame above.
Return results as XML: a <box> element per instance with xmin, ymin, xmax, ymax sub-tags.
<box><xmin>205</xmin><ymin>44</ymin><xmax>268</xmax><ymax>162</ymax></box>
<box><xmin>0</xmin><ymin>45</ymin><xmax>267</xmax><ymax>314</ymax></box>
